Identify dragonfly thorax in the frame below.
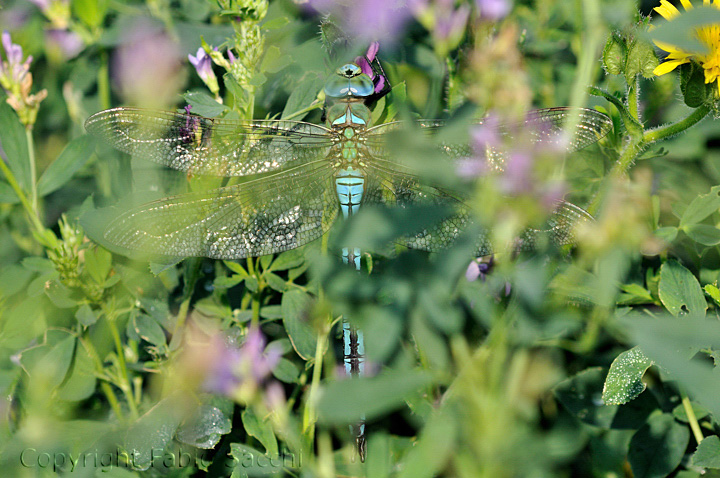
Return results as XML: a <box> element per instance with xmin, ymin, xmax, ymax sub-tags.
<box><xmin>326</xmin><ymin>102</ymin><xmax>371</xmax><ymax>128</ymax></box>
<box><xmin>324</xmin><ymin>63</ymin><xmax>375</xmax><ymax>100</ymax></box>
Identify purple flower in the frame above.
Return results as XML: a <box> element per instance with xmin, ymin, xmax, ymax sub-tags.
<box><xmin>203</xmin><ymin>327</ymin><xmax>282</xmax><ymax>397</ymax></box>
<box><xmin>434</xmin><ymin>3</ymin><xmax>470</xmax><ymax>42</ymax></box>
<box><xmin>188</xmin><ymin>47</ymin><xmax>214</xmax><ymax>82</ymax></box>
<box><xmin>476</xmin><ymin>0</ymin><xmax>512</xmax><ymax>20</ymax></box>
<box><xmin>0</xmin><ymin>31</ymin><xmax>32</xmax><ymax>85</ymax></box>
<box><xmin>466</xmin><ymin>256</ymin><xmax>494</xmax><ymax>282</ymax></box>
<box><xmin>46</xmin><ymin>29</ymin><xmax>84</xmax><ymax>59</ymax></box>
<box><xmin>112</xmin><ymin>21</ymin><xmax>185</xmax><ymax>108</ymax></box>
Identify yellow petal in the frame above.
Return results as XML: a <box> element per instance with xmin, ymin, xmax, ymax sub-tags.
<box><xmin>653</xmin><ymin>59</ymin><xmax>689</xmax><ymax>75</ymax></box>
<box><xmin>680</xmin><ymin>0</ymin><xmax>693</xmax><ymax>10</ymax></box>
<box><xmin>654</xmin><ymin>0</ymin><xmax>681</xmax><ymax>19</ymax></box>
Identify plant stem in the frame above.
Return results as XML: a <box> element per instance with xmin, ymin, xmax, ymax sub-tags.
<box><xmin>628</xmin><ymin>76</ymin><xmax>639</xmax><ymax>121</ymax></box>
<box><xmin>0</xmin><ymin>149</ymin><xmax>44</xmax><ymax>234</ymax></box>
<box><xmin>106</xmin><ymin>308</ymin><xmax>139</xmax><ymax>419</ymax></box>
<box><xmin>681</xmin><ymin>393</ymin><xmax>704</xmax><ymax>445</ymax></box>
<box><xmin>98</xmin><ymin>50</ymin><xmax>111</xmax><ymax>110</ymax></box>
<box><xmin>26</xmin><ymin>127</ymin><xmax>38</xmax><ymax>213</ymax></box>
<box><xmin>643</xmin><ymin>103</ymin><xmax>711</xmax><ymax>144</ymax></box>
<box><xmin>302</xmin><ymin>323</ymin><xmax>327</xmax><ymax>456</ymax></box>
<box><xmin>283</xmin><ymin>100</ymin><xmax>323</xmax><ymax>121</ymax></box>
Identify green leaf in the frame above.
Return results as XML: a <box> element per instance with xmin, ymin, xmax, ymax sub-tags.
<box><xmin>684</xmin><ymin>224</ymin><xmax>720</xmax><ymax>246</ymax></box>
<box><xmin>0</xmin><ymin>181</ymin><xmax>20</xmax><ymax>204</ymax></box>
<box><xmin>625</xmin><ymin>37</ymin><xmax>658</xmax><ymax>79</ymax></box>
<box><xmin>182</xmin><ymin>91</ymin><xmax>228</xmax><ymax>117</ymax></box>
<box><xmin>268</xmin><ymin>249</ymin><xmax>305</xmax><ymax>272</ymax></box>
<box><xmin>272</xmin><ymin>357</ymin><xmax>299</xmax><ymax>383</ymax></box>
<box><xmin>691</xmin><ymin>435</ymin><xmax>720</xmax><ymax>468</ymax></box>
<box><xmin>602</xmin><ymin>34</ymin><xmax>626</xmax><ymax>75</ymax></box>
<box><xmin>44</xmin><ymin>279</ymin><xmax>79</xmax><ymax>308</ymax></box>
<box><xmin>124</xmin><ymin>394</ymin><xmax>187</xmax><ymax>470</ymax></box>
<box><xmin>618</xmin><ymin>283</ymin><xmax>654</xmax><ymax>305</ymax></box>
<box><xmin>0</xmin><ymin>264</ymin><xmax>34</xmax><ymax>297</ymax></box>
<box><xmin>679</xmin><ymin>61</ymin><xmax>715</xmax><ymax>108</ymax></box>
<box><xmin>281</xmin><ymin>289</ymin><xmax>316</xmax><ymax>361</ymax></box>
<box><xmin>264</xmin><ymin>272</ymin><xmax>287</xmax><ymax>292</ymax></box>
<box><xmin>704</xmin><ymin>284</ymin><xmax>720</xmax><ymax>306</ymax></box>
<box><xmin>281</xmin><ymin>73</ymin><xmax>323</xmax><ymax>120</ymax></box>
<box><xmin>658</xmin><ymin>260</ymin><xmax>707</xmax><ymax>318</ymax></box>
<box><xmin>0</xmin><ymin>102</ymin><xmax>30</xmax><ymax>190</ymax></box>
<box><xmin>57</xmin><ymin>340</ymin><xmax>97</xmax><ymax>401</ymax></box>
<box><xmin>230</xmin><ymin>443</ymin><xmax>289</xmax><ymax>475</ymax></box>
<box><xmin>84</xmin><ymin>246</ymin><xmax>112</xmax><ymax>284</ymax></box>
<box><xmin>21</xmin><ymin>256</ymin><xmax>56</xmax><ymax>272</ymax></box>
<box><xmin>213</xmin><ymin>275</ymin><xmax>243</xmax><ymax>289</ymax></box>
<box><xmin>72</xmin><ymin>0</ymin><xmax>108</xmax><ymax>28</ymax></box>
<box><xmin>241</xmin><ymin>408</ymin><xmax>278</xmax><ymax>456</ymax></box>
<box><xmin>318</xmin><ymin>369</ymin><xmax>432</xmax><ymax>424</ymax></box>
<box><xmin>654</xmin><ymin>226</ymin><xmax>678</xmax><ymax>243</ymax></box>
<box><xmin>672</xmin><ymin>402</ymin><xmax>709</xmax><ymax>423</ymax></box>
<box><xmin>260</xmin><ymin>45</ymin><xmax>292</xmax><ymax>73</ymax></box>
<box><xmin>602</xmin><ymin>347</ymin><xmax>653</xmax><ymax>405</ymax></box>
<box><xmin>397</xmin><ymin>410</ymin><xmax>457</xmax><ymax>478</ymax></box>
<box><xmin>628</xmin><ymin>412</ymin><xmax>689</xmax><ymax>478</ymax></box>
<box><xmin>21</xmin><ymin>334</ymin><xmax>76</xmax><ymax>388</ymax></box>
<box><xmin>133</xmin><ymin>314</ymin><xmax>167</xmax><ymax>349</ymax></box>
<box><xmin>75</xmin><ymin>303</ymin><xmax>99</xmax><ymax>326</ymax></box>
<box><xmin>37</xmin><ymin>135</ymin><xmax>95</xmax><ymax>196</ymax></box>
<box><xmin>554</xmin><ymin>367</ymin><xmax>657</xmax><ymax>429</ymax></box>
<box><xmin>679</xmin><ymin>186</ymin><xmax>720</xmax><ymax>227</ymax></box>
<box><xmin>259</xmin><ymin>305</ymin><xmax>283</xmax><ymax>319</ymax></box>
<box><xmin>176</xmin><ymin>399</ymin><xmax>233</xmax><ymax>449</ymax></box>
<box><xmin>624</xmin><ymin>317</ymin><xmax>720</xmax><ymax>421</ymax></box>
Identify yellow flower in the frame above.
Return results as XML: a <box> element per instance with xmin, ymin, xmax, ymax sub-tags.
<box><xmin>653</xmin><ymin>0</ymin><xmax>720</xmax><ymax>95</ymax></box>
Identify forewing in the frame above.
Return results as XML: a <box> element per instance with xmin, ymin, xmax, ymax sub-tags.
<box><xmin>516</xmin><ymin>200</ymin><xmax>593</xmax><ymax>251</ymax></box>
<box><xmin>85</xmin><ymin>107</ymin><xmax>333</xmax><ymax>176</ymax></box>
<box><xmin>99</xmin><ymin>161</ymin><xmax>337</xmax><ymax>259</ymax></box>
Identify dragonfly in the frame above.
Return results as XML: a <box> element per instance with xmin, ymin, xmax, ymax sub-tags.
<box><xmin>84</xmin><ymin>51</ymin><xmax>612</xmax><ymax>460</ymax></box>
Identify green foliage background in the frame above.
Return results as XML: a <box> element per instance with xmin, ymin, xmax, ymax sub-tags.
<box><xmin>1</xmin><ymin>0</ymin><xmax>720</xmax><ymax>476</ymax></box>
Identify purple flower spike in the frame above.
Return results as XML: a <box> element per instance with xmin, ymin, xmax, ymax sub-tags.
<box><xmin>202</xmin><ymin>326</ymin><xmax>283</xmax><ymax>398</ymax></box>
<box><xmin>188</xmin><ymin>47</ymin><xmax>214</xmax><ymax>82</ymax></box>
<box><xmin>476</xmin><ymin>0</ymin><xmax>512</xmax><ymax>21</ymax></box>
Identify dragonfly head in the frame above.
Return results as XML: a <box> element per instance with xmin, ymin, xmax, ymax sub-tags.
<box><xmin>324</xmin><ymin>63</ymin><xmax>375</xmax><ymax>100</ymax></box>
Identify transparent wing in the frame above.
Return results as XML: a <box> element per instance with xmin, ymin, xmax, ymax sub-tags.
<box><xmin>85</xmin><ymin>107</ymin><xmax>334</xmax><ymax>177</ymax></box>
<box><xmin>363</xmin><ymin>162</ymin><xmax>593</xmax><ymax>257</ymax></box>
<box><xmin>363</xmin><ymin>161</ymin><xmax>475</xmax><ymax>252</ymax></box>
<box><xmin>365</xmin><ymin>107</ymin><xmax>613</xmax><ymax>169</ymax></box>
<box><xmin>99</xmin><ymin>161</ymin><xmax>338</xmax><ymax>259</ymax></box>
